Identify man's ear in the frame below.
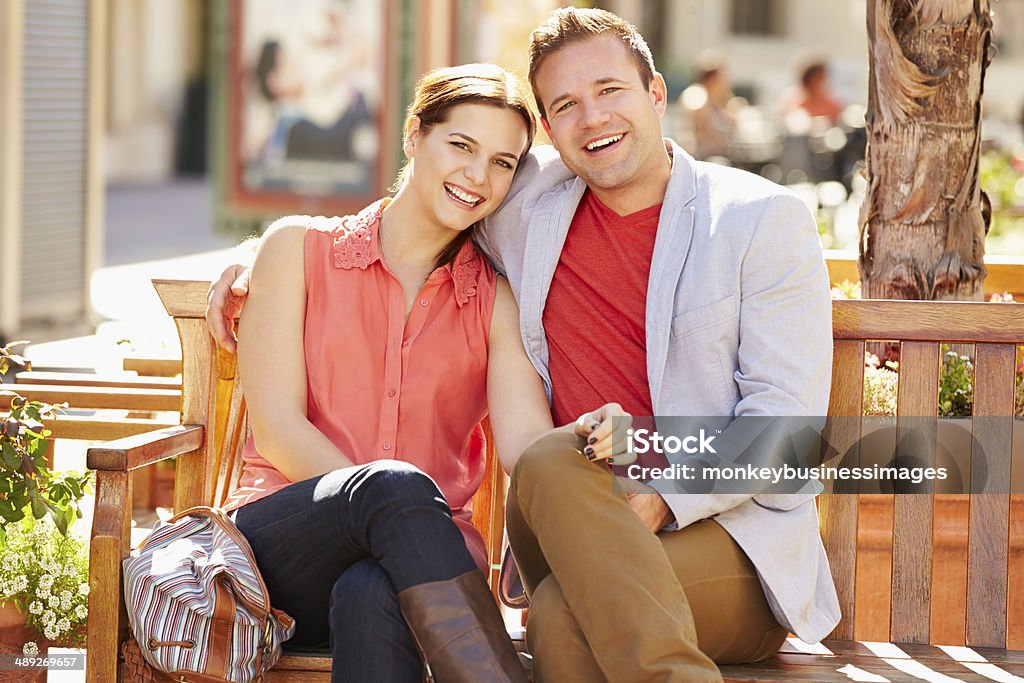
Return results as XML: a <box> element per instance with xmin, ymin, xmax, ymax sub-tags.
<box><xmin>540</xmin><ymin>117</ymin><xmax>557</xmax><ymax>150</ymax></box>
<box><xmin>649</xmin><ymin>72</ymin><xmax>669</xmax><ymax>118</ymax></box>
<box><xmin>404</xmin><ymin>116</ymin><xmax>422</xmax><ymax>157</ymax></box>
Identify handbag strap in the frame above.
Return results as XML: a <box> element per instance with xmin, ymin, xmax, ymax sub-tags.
<box><xmin>205</xmin><ymin>578</ymin><xmax>236</xmax><ymax>680</ymax></box>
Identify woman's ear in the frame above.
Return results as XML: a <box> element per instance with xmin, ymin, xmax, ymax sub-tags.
<box><xmin>404</xmin><ymin>116</ymin><xmax>421</xmax><ymax>157</ymax></box>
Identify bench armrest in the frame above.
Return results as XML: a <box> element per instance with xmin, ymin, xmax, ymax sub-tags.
<box><xmin>87</xmin><ymin>425</ymin><xmax>205</xmax><ymax>471</ymax></box>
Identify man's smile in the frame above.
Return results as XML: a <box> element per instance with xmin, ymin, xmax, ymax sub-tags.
<box><xmin>583</xmin><ymin>133</ymin><xmax>626</xmax><ymax>154</ymax></box>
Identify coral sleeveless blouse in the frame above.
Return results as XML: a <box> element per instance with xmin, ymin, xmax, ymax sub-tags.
<box><xmin>224</xmin><ymin>199</ymin><xmax>497</xmax><ymax>569</ymax></box>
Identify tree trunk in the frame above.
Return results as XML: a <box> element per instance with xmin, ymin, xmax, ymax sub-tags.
<box><xmin>859</xmin><ymin>0</ymin><xmax>993</xmax><ymax>300</ymax></box>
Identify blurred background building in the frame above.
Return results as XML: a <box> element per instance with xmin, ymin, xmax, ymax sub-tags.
<box><xmin>1</xmin><ymin>0</ymin><xmax>1023</xmax><ymax>342</ymax></box>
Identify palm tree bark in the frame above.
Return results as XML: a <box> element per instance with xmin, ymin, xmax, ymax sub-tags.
<box><xmin>859</xmin><ymin>0</ymin><xmax>993</xmax><ymax>300</ymax></box>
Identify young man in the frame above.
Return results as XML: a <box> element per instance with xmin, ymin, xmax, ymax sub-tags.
<box><xmin>208</xmin><ymin>8</ymin><xmax>839</xmax><ymax>682</ymax></box>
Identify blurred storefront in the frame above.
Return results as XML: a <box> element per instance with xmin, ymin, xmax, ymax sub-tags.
<box><xmin>0</xmin><ymin>0</ymin><xmax>106</xmax><ymax>343</ymax></box>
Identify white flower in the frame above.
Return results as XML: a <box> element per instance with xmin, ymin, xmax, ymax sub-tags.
<box><xmin>28</xmin><ymin>601</ymin><xmax>42</xmax><ymax>615</ymax></box>
<box><xmin>78</xmin><ymin>583</ymin><xmax>89</xmax><ymax>596</ymax></box>
<box><xmin>74</xmin><ymin>604</ymin><xmax>87</xmax><ymax>620</ymax></box>
<box><xmin>60</xmin><ymin>595</ymin><xmax>72</xmax><ymax>610</ymax></box>
<box><xmin>57</xmin><ymin>618</ymin><xmax>70</xmax><ymax>633</ymax></box>
<box><xmin>12</xmin><ymin>575</ymin><xmax>27</xmax><ymax>592</ymax></box>
<box><xmin>42</xmin><ymin>610</ymin><xmax>56</xmax><ymax>625</ymax></box>
<box><xmin>38</xmin><ymin>574</ymin><xmax>53</xmax><ymax>590</ymax></box>
<box><xmin>64</xmin><ymin>564</ymin><xmax>78</xmax><ymax>577</ymax></box>
<box><xmin>44</xmin><ymin>624</ymin><xmax>59</xmax><ymax>640</ymax></box>
<box><xmin>22</xmin><ymin>641</ymin><xmax>39</xmax><ymax>656</ymax></box>
<box><xmin>48</xmin><ymin>595</ymin><xmax>60</xmax><ymax>609</ymax></box>
<box><xmin>35</xmin><ymin>584</ymin><xmax>49</xmax><ymax>599</ymax></box>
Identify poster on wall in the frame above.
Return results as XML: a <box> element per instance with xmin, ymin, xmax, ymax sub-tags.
<box><xmin>227</xmin><ymin>0</ymin><xmax>388</xmax><ymax>216</ymax></box>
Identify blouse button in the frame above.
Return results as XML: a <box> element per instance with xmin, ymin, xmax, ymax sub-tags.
<box><xmin>402</xmin><ymin>339</ymin><xmax>410</xmax><ymax>347</ymax></box>
<box><xmin>382</xmin><ymin>441</ymin><xmax>392</xmax><ymax>450</ymax></box>
<box><xmin>419</xmin><ymin>298</ymin><xmax>429</xmax><ymax>306</ymax></box>
<box><xmin>387</xmin><ymin>389</ymin><xmax>396</xmax><ymax>398</ymax></box>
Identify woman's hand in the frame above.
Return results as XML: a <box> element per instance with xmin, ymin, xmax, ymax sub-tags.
<box><xmin>206</xmin><ymin>264</ymin><xmax>251</xmax><ymax>353</ymax></box>
<box><xmin>573</xmin><ymin>402</ymin><xmax>632</xmax><ymax>463</ymax></box>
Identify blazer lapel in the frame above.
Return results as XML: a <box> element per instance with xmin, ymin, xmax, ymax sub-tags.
<box><xmin>520</xmin><ymin>177</ymin><xmax>588</xmax><ymax>396</ymax></box>
<box><xmin>646</xmin><ymin>142</ymin><xmax>699</xmax><ymax>409</ymax></box>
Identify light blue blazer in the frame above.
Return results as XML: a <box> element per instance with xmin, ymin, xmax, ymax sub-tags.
<box><xmin>479</xmin><ymin>140</ymin><xmax>841</xmax><ymax>644</ymax></box>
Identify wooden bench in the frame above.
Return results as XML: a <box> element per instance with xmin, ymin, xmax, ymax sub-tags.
<box><xmin>8</xmin><ymin>372</ymin><xmax>180</xmax><ymax>441</ymax></box>
<box><xmin>84</xmin><ymin>280</ymin><xmax>1024</xmax><ymax>681</ymax></box>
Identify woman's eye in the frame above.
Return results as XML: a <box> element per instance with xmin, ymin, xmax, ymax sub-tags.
<box><xmin>494</xmin><ymin>159</ymin><xmax>514</xmax><ymax>170</ymax></box>
<box><xmin>451</xmin><ymin>141</ymin><xmax>470</xmax><ymax>151</ymax></box>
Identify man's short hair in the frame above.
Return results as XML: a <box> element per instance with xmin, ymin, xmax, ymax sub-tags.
<box><xmin>528</xmin><ymin>7</ymin><xmax>656</xmax><ymax>119</ymax></box>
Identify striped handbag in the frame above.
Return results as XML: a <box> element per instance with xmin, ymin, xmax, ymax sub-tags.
<box><xmin>122</xmin><ymin>506</ymin><xmax>296</xmax><ymax>682</ymax></box>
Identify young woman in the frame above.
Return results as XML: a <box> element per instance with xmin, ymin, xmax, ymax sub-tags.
<box><xmin>224</xmin><ymin>63</ymin><xmax>628</xmax><ymax>683</ymax></box>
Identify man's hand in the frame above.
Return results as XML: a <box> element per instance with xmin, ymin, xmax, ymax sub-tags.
<box><xmin>616</xmin><ymin>477</ymin><xmax>675</xmax><ymax>533</ymax></box>
<box><xmin>207</xmin><ymin>264</ymin><xmax>251</xmax><ymax>353</ymax></box>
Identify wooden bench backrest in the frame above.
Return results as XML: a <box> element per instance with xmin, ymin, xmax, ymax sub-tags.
<box><xmin>823</xmin><ymin>299</ymin><xmax>1024</xmax><ymax>650</ymax></box>
<box><xmin>154</xmin><ymin>281</ymin><xmax>1024</xmax><ymax>648</ymax></box>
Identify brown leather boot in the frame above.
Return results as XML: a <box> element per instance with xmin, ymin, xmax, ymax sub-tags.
<box><xmin>398</xmin><ymin>570</ymin><xmax>528</xmax><ymax>683</ymax></box>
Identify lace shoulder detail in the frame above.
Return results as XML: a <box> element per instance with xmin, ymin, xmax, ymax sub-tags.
<box><xmin>331</xmin><ymin>201</ymin><xmax>386</xmax><ymax>270</ymax></box>
<box><xmin>451</xmin><ymin>245</ymin><xmax>485</xmax><ymax>306</ymax></box>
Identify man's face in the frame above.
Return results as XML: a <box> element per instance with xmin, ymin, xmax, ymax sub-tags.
<box><xmin>533</xmin><ymin>34</ymin><xmax>668</xmax><ymax>203</ymax></box>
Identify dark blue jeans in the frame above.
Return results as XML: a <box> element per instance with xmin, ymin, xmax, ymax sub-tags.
<box><xmin>233</xmin><ymin>459</ymin><xmax>478</xmax><ymax>683</ymax></box>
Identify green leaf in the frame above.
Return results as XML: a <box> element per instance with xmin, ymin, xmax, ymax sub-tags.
<box><xmin>1</xmin><ymin>442</ymin><xmax>19</xmax><ymax>469</ymax></box>
<box><xmin>0</xmin><ymin>498</ymin><xmax>15</xmax><ymax>521</ymax></box>
<box><xmin>31</xmin><ymin>497</ymin><xmax>46</xmax><ymax>519</ymax></box>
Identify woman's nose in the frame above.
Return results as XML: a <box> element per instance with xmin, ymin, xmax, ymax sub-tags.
<box><xmin>463</xmin><ymin>157</ymin><xmax>486</xmax><ymax>185</ymax></box>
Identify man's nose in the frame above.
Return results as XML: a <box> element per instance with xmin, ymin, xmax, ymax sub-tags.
<box><xmin>579</xmin><ymin>99</ymin><xmax>610</xmax><ymax>129</ymax></box>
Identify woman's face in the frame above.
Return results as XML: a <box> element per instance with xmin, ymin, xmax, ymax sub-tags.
<box><xmin>405</xmin><ymin>103</ymin><xmax>528</xmax><ymax>233</ymax></box>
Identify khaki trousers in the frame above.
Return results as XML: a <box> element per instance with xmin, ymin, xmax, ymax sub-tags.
<box><xmin>506</xmin><ymin>433</ymin><xmax>788</xmax><ymax>683</ymax></box>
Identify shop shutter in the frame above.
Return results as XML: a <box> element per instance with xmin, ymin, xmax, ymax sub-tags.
<box><xmin>20</xmin><ymin>0</ymin><xmax>90</xmax><ymax>321</ymax></box>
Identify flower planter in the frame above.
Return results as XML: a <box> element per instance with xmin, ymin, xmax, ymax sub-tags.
<box><xmin>0</xmin><ymin>602</ymin><xmax>47</xmax><ymax>682</ymax></box>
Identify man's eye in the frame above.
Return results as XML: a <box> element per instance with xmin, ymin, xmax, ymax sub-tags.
<box><xmin>555</xmin><ymin>101</ymin><xmax>574</xmax><ymax>114</ymax></box>
<box><xmin>601</xmin><ymin>87</ymin><xmax>620</xmax><ymax>95</ymax></box>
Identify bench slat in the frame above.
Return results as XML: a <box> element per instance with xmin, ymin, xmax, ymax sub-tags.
<box><xmin>802</xmin><ymin>638</ymin><xmax>1024</xmax><ymax>664</ymax></box>
<box><xmin>855</xmin><ymin>493</ymin><xmax>895</xmax><ymax>641</ymax></box>
<box><xmin>16</xmin><ymin>370</ymin><xmax>182</xmax><ymax>390</ymax></box>
<box><xmin>122</xmin><ymin>355</ymin><xmax>183</xmax><ymax>376</ymax></box>
<box><xmin>1009</xmin><ymin>494</ymin><xmax>1024</xmax><ymax>650</ymax></box>
<box><xmin>269</xmin><ymin>654</ymin><xmax>332</xmax><ymax>678</ymax></box>
<box><xmin>18</xmin><ymin>415</ymin><xmax>178</xmax><ymax>441</ymax></box>
<box><xmin>173</xmin><ymin>317</ymin><xmax>214</xmax><ymax>511</ymax></box>
<box><xmin>12</xmin><ymin>383</ymin><xmax>181</xmax><ymax>411</ymax></box>
<box><xmin>967</xmin><ymin>343</ymin><xmax>1016</xmax><ymax>648</ymax></box>
<box><xmin>819</xmin><ymin>339</ymin><xmax>864</xmax><ymax>640</ymax></box>
<box><xmin>891</xmin><ymin>341</ymin><xmax>939</xmax><ymax>644</ymax></box>
<box><xmin>722</xmin><ymin>651</ymin><xmax>1024</xmax><ymax>682</ymax></box>
<box><xmin>833</xmin><ymin>300</ymin><xmax>1024</xmax><ymax>343</ymax></box>
<box><xmin>930</xmin><ymin>493</ymin><xmax>969</xmax><ymax>646</ymax></box>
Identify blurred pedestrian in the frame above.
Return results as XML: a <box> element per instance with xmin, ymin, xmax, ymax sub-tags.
<box><xmin>679</xmin><ymin>50</ymin><xmax>737</xmax><ymax>161</ymax></box>
<box><xmin>778</xmin><ymin>57</ymin><xmax>844</xmax><ymax>127</ymax></box>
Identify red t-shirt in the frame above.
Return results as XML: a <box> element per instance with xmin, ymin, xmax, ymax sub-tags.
<box><xmin>543</xmin><ymin>189</ymin><xmax>661</xmax><ymax>426</ymax></box>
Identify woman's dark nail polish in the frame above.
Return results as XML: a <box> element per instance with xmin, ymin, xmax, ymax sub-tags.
<box><xmin>584</xmin><ymin>447</ymin><xmax>595</xmax><ymax>459</ymax></box>
<box><xmin>587</xmin><ymin>436</ymin><xmax>597</xmax><ymax>445</ymax></box>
